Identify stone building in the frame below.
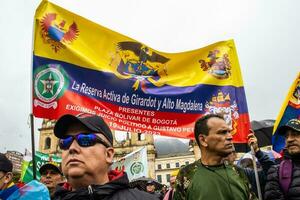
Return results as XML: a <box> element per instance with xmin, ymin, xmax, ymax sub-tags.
<box><xmin>5</xmin><ymin>150</ymin><xmax>24</xmax><ymax>173</ymax></box>
<box><xmin>38</xmin><ymin>119</ymin><xmax>60</xmax><ymax>155</ymax></box>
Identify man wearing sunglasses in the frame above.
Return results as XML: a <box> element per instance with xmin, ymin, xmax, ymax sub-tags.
<box><xmin>53</xmin><ymin>114</ymin><xmax>158</xmax><ymax>200</ymax></box>
<box><xmin>0</xmin><ymin>153</ymin><xmax>21</xmax><ymax>200</ymax></box>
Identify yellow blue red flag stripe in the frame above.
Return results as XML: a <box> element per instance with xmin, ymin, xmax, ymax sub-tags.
<box><xmin>32</xmin><ymin>1</ymin><xmax>250</xmax><ymax>142</ymax></box>
<box><xmin>272</xmin><ymin>72</ymin><xmax>300</xmax><ymax>152</ymax></box>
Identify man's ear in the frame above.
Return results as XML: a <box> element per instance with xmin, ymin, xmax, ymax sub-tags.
<box><xmin>105</xmin><ymin>147</ymin><xmax>115</xmax><ymax>164</ymax></box>
<box><xmin>198</xmin><ymin>134</ymin><xmax>208</xmax><ymax>147</ymax></box>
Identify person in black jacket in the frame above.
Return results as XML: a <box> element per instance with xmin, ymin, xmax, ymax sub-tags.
<box><xmin>264</xmin><ymin>118</ymin><xmax>300</xmax><ymax>200</ymax></box>
<box><xmin>223</xmin><ymin>131</ymin><xmax>275</xmax><ymax>199</ymax></box>
<box><xmin>52</xmin><ymin>114</ymin><xmax>158</xmax><ymax>200</ymax></box>
<box><xmin>241</xmin><ymin>132</ymin><xmax>275</xmax><ymax>199</ymax></box>
<box><xmin>146</xmin><ymin>180</ymin><xmax>163</xmax><ymax>200</ymax></box>
<box><xmin>39</xmin><ymin>162</ymin><xmax>64</xmax><ymax>199</ymax></box>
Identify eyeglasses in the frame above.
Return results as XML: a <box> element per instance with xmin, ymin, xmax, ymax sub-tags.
<box><xmin>59</xmin><ymin>133</ymin><xmax>111</xmax><ymax>150</ymax></box>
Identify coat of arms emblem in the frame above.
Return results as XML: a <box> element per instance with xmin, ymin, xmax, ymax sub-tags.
<box><xmin>205</xmin><ymin>91</ymin><xmax>239</xmax><ymax>135</ymax></box>
<box><xmin>40</xmin><ymin>13</ymin><xmax>79</xmax><ymax>52</ymax></box>
<box><xmin>199</xmin><ymin>50</ymin><xmax>231</xmax><ymax>79</ymax></box>
<box><xmin>288</xmin><ymin>80</ymin><xmax>300</xmax><ymax>109</ymax></box>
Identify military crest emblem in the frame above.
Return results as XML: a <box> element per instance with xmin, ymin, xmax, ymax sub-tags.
<box><xmin>205</xmin><ymin>91</ymin><xmax>239</xmax><ymax>135</ymax></box>
<box><xmin>33</xmin><ymin>64</ymin><xmax>68</xmax><ymax>109</ymax></box>
<box><xmin>198</xmin><ymin>50</ymin><xmax>231</xmax><ymax>79</ymax></box>
<box><xmin>40</xmin><ymin>13</ymin><xmax>79</xmax><ymax>52</ymax></box>
<box><xmin>110</xmin><ymin>41</ymin><xmax>170</xmax><ymax>92</ymax></box>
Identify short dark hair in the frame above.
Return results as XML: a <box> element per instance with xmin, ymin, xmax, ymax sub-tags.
<box><xmin>194</xmin><ymin>114</ymin><xmax>224</xmax><ymax>146</ymax></box>
<box><xmin>0</xmin><ymin>153</ymin><xmax>13</xmax><ymax>173</ymax></box>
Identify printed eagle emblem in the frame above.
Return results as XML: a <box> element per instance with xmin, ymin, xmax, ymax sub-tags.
<box><xmin>40</xmin><ymin>13</ymin><xmax>79</xmax><ymax>52</ymax></box>
<box><xmin>198</xmin><ymin>50</ymin><xmax>231</xmax><ymax>79</ymax></box>
<box><xmin>110</xmin><ymin>41</ymin><xmax>170</xmax><ymax>92</ymax></box>
<box><xmin>117</xmin><ymin>42</ymin><xmax>170</xmax><ymax>66</ymax></box>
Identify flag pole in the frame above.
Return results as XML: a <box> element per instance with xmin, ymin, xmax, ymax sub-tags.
<box><xmin>249</xmin><ymin>118</ymin><xmax>262</xmax><ymax>199</ymax></box>
<box><xmin>30</xmin><ymin>2</ymin><xmax>37</xmax><ymax>180</ymax></box>
<box><xmin>30</xmin><ymin>113</ymin><xmax>37</xmax><ymax>180</ymax></box>
<box><xmin>250</xmin><ymin>145</ymin><xmax>262</xmax><ymax>200</ymax></box>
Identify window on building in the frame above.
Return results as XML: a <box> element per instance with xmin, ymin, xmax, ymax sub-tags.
<box><xmin>138</xmin><ymin>133</ymin><xmax>145</xmax><ymax>141</ymax></box>
<box><xmin>166</xmin><ymin>163</ymin><xmax>170</xmax><ymax>169</ymax></box>
<box><xmin>157</xmin><ymin>175</ymin><xmax>162</xmax><ymax>183</ymax></box>
<box><xmin>126</xmin><ymin>132</ymin><xmax>131</xmax><ymax>140</ymax></box>
<box><xmin>115</xmin><ymin>131</ymin><xmax>127</xmax><ymax>143</ymax></box>
<box><xmin>46</xmin><ymin>121</ymin><xmax>52</xmax><ymax>127</ymax></box>
<box><xmin>166</xmin><ymin>174</ymin><xmax>171</xmax><ymax>182</ymax></box>
<box><xmin>175</xmin><ymin>162</ymin><xmax>180</xmax><ymax>168</ymax></box>
<box><xmin>44</xmin><ymin>137</ymin><xmax>51</xmax><ymax>150</ymax></box>
<box><xmin>157</xmin><ymin>164</ymin><xmax>162</xmax><ymax>170</ymax></box>
<box><xmin>185</xmin><ymin>161</ymin><xmax>189</xmax><ymax>165</ymax></box>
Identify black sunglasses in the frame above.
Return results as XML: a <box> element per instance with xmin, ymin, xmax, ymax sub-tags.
<box><xmin>59</xmin><ymin>133</ymin><xmax>111</xmax><ymax>150</ymax></box>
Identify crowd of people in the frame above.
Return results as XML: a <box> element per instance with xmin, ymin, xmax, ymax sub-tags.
<box><xmin>0</xmin><ymin>114</ymin><xmax>299</xmax><ymax>200</ymax></box>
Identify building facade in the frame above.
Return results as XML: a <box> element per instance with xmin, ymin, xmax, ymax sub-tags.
<box><xmin>5</xmin><ymin>151</ymin><xmax>23</xmax><ymax>173</ymax></box>
<box><xmin>154</xmin><ymin>138</ymin><xmax>195</xmax><ymax>185</ymax></box>
<box><xmin>38</xmin><ymin>119</ymin><xmax>60</xmax><ymax>155</ymax></box>
<box><xmin>155</xmin><ymin>153</ymin><xmax>195</xmax><ymax>185</ymax></box>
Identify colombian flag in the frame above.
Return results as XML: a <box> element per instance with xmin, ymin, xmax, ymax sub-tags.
<box><xmin>32</xmin><ymin>1</ymin><xmax>250</xmax><ymax>143</ymax></box>
<box><xmin>273</xmin><ymin>72</ymin><xmax>300</xmax><ymax>152</ymax></box>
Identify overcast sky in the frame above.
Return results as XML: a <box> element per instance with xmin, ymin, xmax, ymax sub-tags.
<box><xmin>0</xmin><ymin>0</ymin><xmax>299</xmax><ymax>153</ymax></box>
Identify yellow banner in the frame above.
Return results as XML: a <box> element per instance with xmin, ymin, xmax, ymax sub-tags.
<box><xmin>272</xmin><ymin>72</ymin><xmax>300</xmax><ymax>152</ymax></box>
<box><xmin>34</xmin><ymin>0</ymin><xmax>244</xmax><ymax>88</ymax></box>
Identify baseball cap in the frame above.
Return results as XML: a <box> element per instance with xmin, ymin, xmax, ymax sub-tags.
<box><xmin>54</xmin><ymin>114</ymin><xmax>113</xmax><ymax>145</ymax></box>
<box><xmin>278</xmin><ymin>119</ymin><xmax>300</xmax><ymax>136</ymax></box>
<box><xmin>146</xmin><ymin>180</ymin><xmax>155</xmax><ymax>185</ymax></box>
<box><xmin>39</xmin><ymin>163</ymin><xmax>62</xmax><ymax>175</ymax></box>
<box><xmin>0</xmin><ymin>153</ymin><xmax>13</xmax><ymax>172</ymax></box>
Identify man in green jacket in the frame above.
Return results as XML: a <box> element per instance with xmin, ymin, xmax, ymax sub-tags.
<box><xmin>173</xmin><ymin>114</ymin><xmax>256</xmax><ymax>200</ymax></box>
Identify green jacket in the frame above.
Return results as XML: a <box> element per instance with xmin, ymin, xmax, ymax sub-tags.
<box><xmin>173</xmin><ymin>160</ymin><xmax>257</xmax><ymax>200</ymax></box>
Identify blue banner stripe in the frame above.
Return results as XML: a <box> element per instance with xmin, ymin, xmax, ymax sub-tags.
<box><xmin>33</xmin><ymin>55</ymin><xmax>249</xmax><ymax>114</ymax></box>
<box><xmin>272</xmin><ymin>105</ymin><xmax>299</xmax><ymax>152</ymax></box>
